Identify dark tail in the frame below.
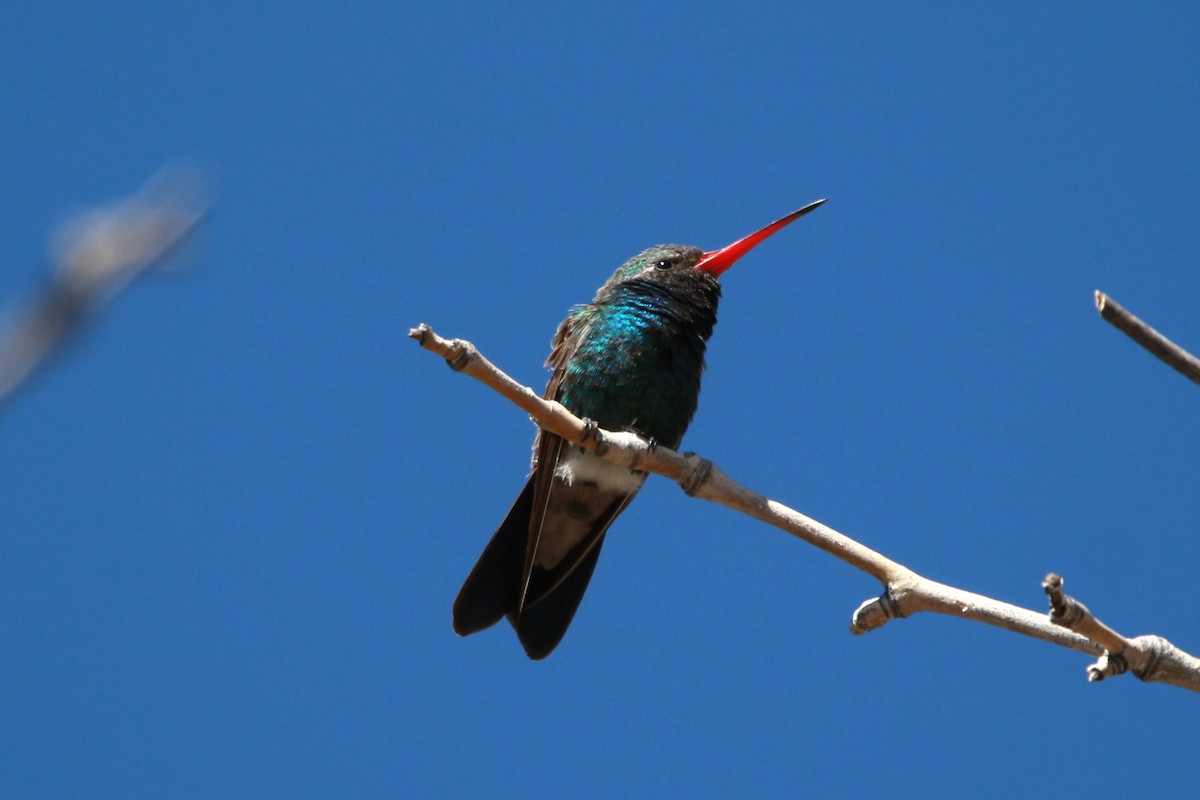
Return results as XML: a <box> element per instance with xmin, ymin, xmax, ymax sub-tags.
<box><xmin>452</xmin><ymin>478</ymin><xmax>534</xmax><ymax>636</ymax></box>
<box><xmin>513</xmin><ymin>535</ymin><xmax>605</xmax><ymax>660</ymax></box>
<box><xmin>452</xmin><ymin>475</ymin><xmax>607</xmax><ymax>659</ymax></box>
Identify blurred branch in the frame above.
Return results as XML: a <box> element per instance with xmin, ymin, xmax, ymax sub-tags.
<box><xmin>410</xmin><ymin>322</ymin><xmax>1200</xmax><ymax>693</ymax></box>
<box><xmin>0</xmin><ymin>165</ymin><xmax>215</xmax><ymax>410</ymax></box>
<box><xmin>1095</xmin><ymin>290</ymin><xmax>1200</xmax><ymax>385</ymax></box>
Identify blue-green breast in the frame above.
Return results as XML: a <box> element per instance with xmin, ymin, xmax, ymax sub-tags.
<box><xmin>557</xmin><ymin>264</ymin><xmax>721</xmax><ymax>449</ymax></box>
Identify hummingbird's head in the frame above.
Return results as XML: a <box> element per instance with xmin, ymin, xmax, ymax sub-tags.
<box><xmin>608</xmin><ymin>244</ymin><xmax>707</xmax><ymax>285</ymax></box>
<box><xmin>605</xmin><ymin>199</ymin><xmax>828</xmax><ymax>289</ymax></box>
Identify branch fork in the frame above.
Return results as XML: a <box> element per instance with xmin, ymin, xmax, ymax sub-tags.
<box><xmin>1043</xmin><ymin>573</ymin><xmax>1200</xmax><ymax>684</ymax></box>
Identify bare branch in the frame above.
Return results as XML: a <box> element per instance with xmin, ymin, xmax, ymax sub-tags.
<box><xmin>1095</xmin><ymin>290</ymin><xmax>1200</xmax><ymax>384</ymax></box>
<box><xmin>412</xmin><ymin>323</ymin><xmax>1200</xmax><ymax>691</ymax></box>
<box><xmin>0</xmin><ymin>164</ymin><xmax>215</xmax><ymax>410</ymax></box>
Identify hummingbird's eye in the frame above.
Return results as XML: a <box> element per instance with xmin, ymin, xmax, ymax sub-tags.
<box><xmin>655</xmin><ymin>259</ymin><xmax>672</xmax><ymax>270</ymax></box>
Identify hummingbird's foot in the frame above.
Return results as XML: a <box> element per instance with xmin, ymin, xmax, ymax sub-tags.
<box><xmin>614</xmin><ymin>422</ymin><xmax>655</xmax><ymax>451</ymax></box>
<box><xmin>579</xmin><ymin>417</ymin><xmax>609</xmax><ymax>456</ymax></box>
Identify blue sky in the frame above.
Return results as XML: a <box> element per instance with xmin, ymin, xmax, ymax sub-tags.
<box><xmin>2</xmin><ymin>3</ymin><xmax>1197</xmax><ymax>797</ymax></box>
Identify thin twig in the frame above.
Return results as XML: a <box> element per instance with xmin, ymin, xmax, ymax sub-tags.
<box><xmin>411</xmin><ymin>323</ymin><xmax>1200</xmax><ymax>692</ymax></box>
<box><xmin>1095</xmin><ymin>290</ymin><xmax>1200</xmax><ymax>384</ymax></box>
<box><xmin>0</xmin><ymin>164</ymin><xmax>215</xmax><ymax>410</ymax></box>
<box><xmin>1043</xmin><ymin>573</ymin><xmax>1200</xmax><ymax>686</ymax></box>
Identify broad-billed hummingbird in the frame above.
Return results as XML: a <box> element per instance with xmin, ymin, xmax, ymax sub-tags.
<box><xmin>453</xmin><ymin>199</ymin><xmax>826</xmax><ymax>659</ymax></box>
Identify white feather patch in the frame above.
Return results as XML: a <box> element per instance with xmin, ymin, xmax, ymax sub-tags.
<box><xmin>553</xmin><ymin>448</ymin><xmax>643</xmax><ymax>493</ymax></box>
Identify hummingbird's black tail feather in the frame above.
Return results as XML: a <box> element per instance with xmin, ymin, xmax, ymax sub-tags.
<box><xmin>452</xmin><ymin>477</ymin><xmax>535</xmax><ymax>637</ymax></box>
<box><xmin>513</xmin><ymin>535</ymin><xmax>606</xmax><ymax>660</ymax></box>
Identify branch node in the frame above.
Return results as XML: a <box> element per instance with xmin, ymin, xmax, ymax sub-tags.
<box><xmin>1088</xmin><ymin>652</ymin><xmax>1129</xmax><ymax>682</ymax></box>
<box><xmin>680</xmin><ymin>454</ymin><xmax>713</xmax><ymax>497</ymax></box>
<box><xmin>408</xmin><ymin>322</ymin><xmax>431</xmax><ymax>345</ymax></box>
<box><xmin>444</xmin><ymin>339</ymin><xmax>476</xmax><ymax>372</ymax></box>
<box><xmin>1043</xmin><ymin>572</ymin><xmax>1088</xmax><ymax>627</ymax></box>
<box><xmin>850</xmin><ymin>591</ymin><xmax>902</xmax><ymax>635</ymax></box>
<box><xmin>1131</xmin><ymin>636</ymin><xmax>1168</xmax><ymax>682</ymax></box>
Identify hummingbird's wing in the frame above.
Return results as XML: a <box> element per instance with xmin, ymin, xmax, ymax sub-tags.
<box><xmin>453</xmin><ymin>310</ymin><xmax>643</xmax><ymax>660</ymax></box>
<box><xmin>452</xmin><ymin>317</ymin><xmax>584</xmax><ymax>640</ymax></box>
<box><xmin>508</xmin><ymin>312</ymin><xmax>644</xmax><ymax>658</ymax></box>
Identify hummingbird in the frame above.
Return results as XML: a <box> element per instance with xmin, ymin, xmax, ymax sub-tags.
<box><xmin>453</xmin><ymin>199</ymin><xmax>826</xmax><ymax>659</ymax></box>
